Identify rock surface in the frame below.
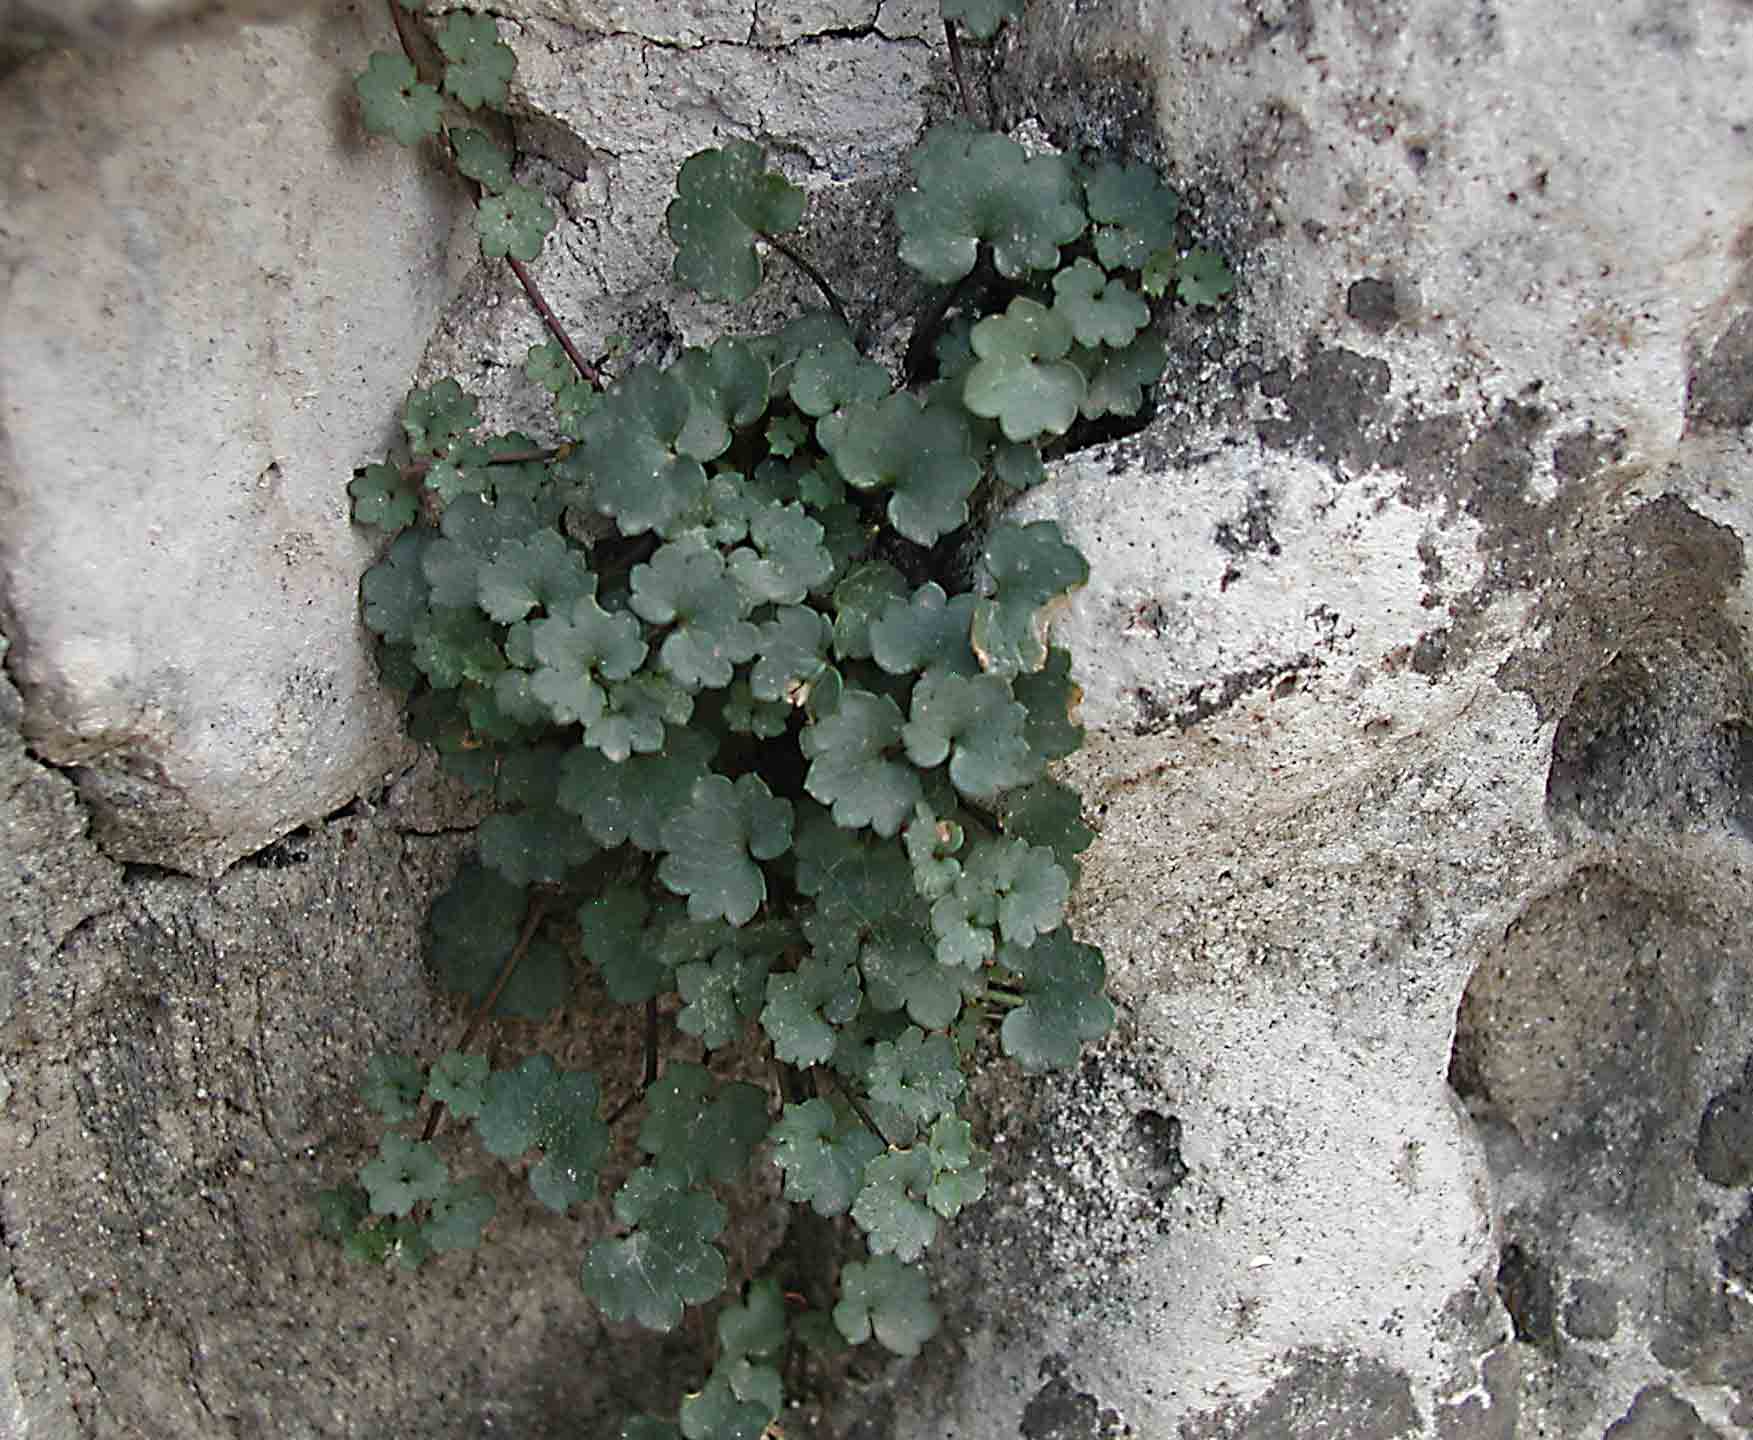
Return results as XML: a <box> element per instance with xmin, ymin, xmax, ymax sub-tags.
<box><xmin>0</xmin><ymin>10</ymin><xmax>473</xmax><ymax>876</ymax></box>
<box><xmin>3</xmin><ymin>0</ymin><xmax>1752</xmax><ymax>1437</ymax></box>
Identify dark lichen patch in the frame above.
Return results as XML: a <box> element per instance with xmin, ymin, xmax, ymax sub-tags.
<box><xmin>1132</xmin><ymin>654</ymin><xmax>1315</xmax><ymax>735</ymax></box>
<box><xmin>1178</xmin><ymin>1347</ymin><xmax>1422</xmax><ymax>1440</ymax></box>
<box><xmin>1121</xmin><ymin>1109</ymin><xmax>1189</xmax><ymax>1197</ymax></box>
<box><xmin>1715</xmin><ymin>1196</ymin><xmax>1753</xmax><ymax>1290</ymax></box>
<box><xmin>1021</xmin><ymin>1357</ymin><xmax>1121</xmax><ymax>1440</ymax></box>
<box><xmin>1346</xmin><ymin>277</ymin><xmax>1398</xmax><ymax>333</ymax></box>
<box><xmin>1696</xmin><ymin>1056</ymin><xmax>1753</xmax><ymax>1186</ymax></box>
<box><xmin>1493</xmin><ymin>1241</ymin><xmax>1555</xmax><ymax>1346</ymax></box>
<box><xmin>1214</xmin><ymin>487</ymin><xmax>1282</xmax><ymax>560</ymax></box>
<box><xmin>1551</xmin><ymin>422</ymin><xmax>1627</xmax><ymax>481</ymax></box>
<box><xmin>1562</xmin><ymin>1277</ymin><xmax>1620</xmax><ymax>1341</ymax></box>
<box><xmin>1496</xmin><ymin>495</ymin><xmax>1746</xmax><ymax>724</ymax></box>
<box><xmin>1602</xmin><ymin>1384</ymin><xmax>1725</xmax><ymax>1439</ymax></box>
<box><xmin>1685</xmin><ymin>310</ymin><xmax>1753</xmax><ymax>431</ymax></box>
<box><xmin>1254</xmin><ymin>345</ymin><xmax>1393</xmax><ymax>471</ymax></box>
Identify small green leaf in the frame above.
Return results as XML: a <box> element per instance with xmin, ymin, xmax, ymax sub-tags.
<box><xmin>428</xmin><ymin>1052</ymin><xmax>489</xmax><ymax>1119</ymax></box>
<box><xmin>667</xmin><ymin>142</ymin><xmax>806</xmax><ymax>303</ymax></box>
<box><xmin>866</xmin><ymin>1027</ymin><xmax>964</xmax><ymax>1125</ymax></box>
<box><xmin>428</xmin><ymin>862</ymin><xmax>524</xmax><ymax>1008</ymax></box>
<box><xmin>1175</xmin><ymin>246</ymin><xmax>1236</xmax><ymax>307</ymax></box>
<box><xmin>1004</xmin><ymin>775</ymin><xmax>1093</xmax><ymax>876</ymax></box>
<box><xmin>1082</xmin><ymin>161</ymin><xmax>1180</xmax><ymax>271</ymax></box>
<box><xmin>997</xmin><ymin>931</ymin><xmax>1115</xmax><ymax>1073</ymax></box>
<box><xmin>529</xmin><ymin>582</ymin><xmax>648</xmax><ymax>724</ymax></box>
<box><xmin>437</xmin><ymin>11</ymin><xmax>516</xmax><ymax>110</ymax></box>
<box><xmin>475</xmin><ymin>1054</ymin><xmax>609</xmax><ymax>1212</ymax></box>
<box><xmin>631</xmin><ymin>538</ymin><xmax>760</xmax><ymax>691</ymax></box>
<box><xmin>1013</xmin><ymin>648</ymin><xmax>1085</xmax><ymax>761</ymax></box>
<box><xmin>559</xmin><ymin>728</ymin><xmax>717</xmax><ymax>851</ymax></box>
<box><xmin>993</xmin><ymin>439</ymin><xmax>1046</xmax><ymax>492</ymax></box>
<box><xmin>477</xmin><ymin>528</ymin><xmax>594</xmax><ymax>624</ymax></box>
<box><xmin>833</xmin><ymin>1255</ymin><xmax>939</xmax><ymax>1357</ymax></box>
<box><xmin>350</xmin><ymin>462</ymin><xmax>416</xmax><ymax>533</ymax></box>
<box><xmin>970</xmin><ymin>520</ymin><xmax>1089</xmax><ymax>678</ymax></box>
<box><xmin>639</xmin><ymin>1063</ymin><xmax>770</xmax><ymax>1186</ymax></box>
<box><xmin>800</xmin><ymin>689</ymin><xmax>922</xmax><ymax>838</ymax></box>
<box><xmin>963</xmin><ymin>297</ymin><xmax>1085</xmax><ymax>443</ymax></box>
<box><xmin>404</xmin><ymin>378</ymin><xmax>480</xmax><ymax>457</ymax></box>
<box><xmin>941</xmin><ymin>0</ymin><xmax>1021</xmax><ymax>39</ymax></box>
<box><xmin>903</xmin><ymin>672</ymin><xmax>1039</xmax><ymax>800</ymax></box>
<box><xmin>477</xmin><ymin>805</ymin><xmax>597</xmax><ymax>888</ymax></box>
<box><xmin>680</xmin><ymin>1370</ymin><xmax>775</xmax><ymax>1440</ymax></box>
<box><xmin>1051</xmin><ymin>258</ymin><xmax>1151</xmax><ymax>349</ymax></box>
<box><xmin>1071</xmin><ymin>334</ymin><xmax>1167</xmax><ymax>420</ymax></box>
<box><xmin>761</xmin><ymin>956</ymin><xmax>863</xmax><ymax>1066</ymax></box>
<box><xmin>355</xmin><ymin>52</ymin><xmax>443</xmax><ymax>146</ymax></box>
<box><xmin>478</xmin><ymin>184</ymin><xmax>555</xmax><ymax>262</ymax></box>
<box><xmin>903</xmin><ymin>803</ymin><xmax>964</xmax><ymax>902</ymax></box>
<box><xmin>588</xmin><ymin>673</ymin><xmax>695</xmax><ymax>761</ymax></box>
<box><xmin>719</xmin><ymin>1275</ymin><xmax>787</xmax><ymax>1361</ymax></box>
<box><xmin>422</xmin><ymin>492</ymin><xmax>541</xmax><ymax>609</ymax></box>
<box><xmin>360</xmin><ymin>1134</ymin><xmax>449</xmax><ymax>1218</ymax></box>
<box><xmin>361</xmin><ymin>1054</ymin><xmax>424</xmax><ymax>1123</ymax></box>
<box><xmin>676</xmin><ymin>945</ymin><xmax>770</xmax><ymax>1049</ymax></box>
<box><xmin>421</xmin><ymin>1180</ymin><xmax>496</xmax><ymax>1251</ymax></box>
<box><xmin>766</xmin><ymin>413</ymin><xmax>808</xmax><ymax>457</ymax></box>
<box><xmin>658</xmin><ymin>773</ymin><xmax>794</xmax><ymax>926</ymax></box>
<box><xmin>525</xmin><ymin>339</ymin><xmax>574</xmax><ymax>394</ymax></box>
<box><xmin>577</xmin><ymin>886</ymin><xmax>673</xmax><ymax>1003</ymax></box>
<box><xmin>817</xmin><ymin>393</ymin><xmax>981</xmax><ymax>545</ymax></box>
<box><xmin>728</xmin><ymin>502</ymin><xmax>834</xmax><ymax>606</ymax></box>
<box><xmin>869</xmin><ymin>583</ymin><xmax>979</xmax><ymax>680</ymax></box>
<box><xmin>850</xmin><ymin>1149</ymin><xmax>938</xmax><ymax>1262</ymax></box>
<box><xmin>860</xmin><ymin>924</ymin><xmax>977</xmax><ymax>1030</ymax></box>
<box><xmin>831</xmin><ymin>561</ymin><xmax>909</xmax><ymax>661</ymax></box>
<box><xmin>584</xmin><ymin>1171</ymin><xmax>728</xmax><ymax>1331</ymax></box>
<box><xmin>315</xmin><ymin>1182</ymin><xmax>369</xmax><ymax>1243</ymax></box>
<box><xmin>751</xmin><ymin>604</ymin><xmax>830</xmax><ymax>704</ymax></box>
<box><xmin>895</xmin><ymin>126</ymin><xmax>1086</xmax><ymax>284</ymax></box>
<box><xmin>924</xmin><ymin>1113</ymin><xmax>989</xmax><ymax>1219</ymax></box>
<box><xmin>768</xmin><ymin>1098</ymin><xmax>886</xmax><ymax>1217</ymax></box>
<box><xmin>671</xmin><ymin>339</ymin><xmax>773</xmax><ymax>462</ymax></box>
<box><xmin>788</xmin><ymin>337</ymin><xmax>892</xmax><ymax>418</ymax></box>
<box><xmin>453</xmin><ymin>128</ymin><xmax>515</xmax><ymax>192</ymax></box>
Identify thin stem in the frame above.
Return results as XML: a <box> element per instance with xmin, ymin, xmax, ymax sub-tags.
<box><xmin>506</xmin><ymin>255</ymin><xmax>606</xmax><ymax>390</ymax></box>
<box><xmin>764</xmin><ymin>235</ymin><xmax>852</xmax><ymax>334</ymax></box>
<box><xmin>380</xmin><ymin>0</ymin><xmax>603</xmax><ymax>394</ymax></box>
<box><xmin>980</xmin><ymin>987</ymin><xmax>1025</xmax><ymax>1009</ymax></box>
<box><xmin>822</xmin><ymin>1067</ymin><xmax>889</xmax><ymax>1147</ymax></box>
<box><xmin>419</xmin><ymin>900</ymin><xmax>547</xmax><ymax>1141</ymax></box>
<box><xmin>943</xmin><ymin>19</ymin><xmax>978</xmax><ymax>124</ymax></box>
<box><xmin>606</xmin><ymin>999</ymin><xmax>662</xmax><ymax>1127</ymax></box>
<box><xmin>396</xmin><ymin>445</ymin><xmax>563</xmax><ymax>486</ymax></box>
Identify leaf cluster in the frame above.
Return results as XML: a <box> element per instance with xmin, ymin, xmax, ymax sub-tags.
<box><xmin>329</xmin><ymin>3</ymin><xmax>1236</xmax><ymax>1432</ymax></box>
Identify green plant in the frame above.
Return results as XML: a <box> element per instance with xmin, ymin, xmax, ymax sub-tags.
<box><xmin>323</xmin><ymin>4</ymin><xmax>1231</xmax><ymax>1433</ymax></box>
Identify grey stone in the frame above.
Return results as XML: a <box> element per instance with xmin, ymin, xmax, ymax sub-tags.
<box><xmin>1564</xmin><ymin>1278</ymin><xmax>1620</xmax><ymax>1343</ymax></box>
<box><xmin>1179</xmin><ymin>1348</ymin><xmax>1423</xmax><ymax>1440</ymax></box>
<box><xmin>0</xmin><ymin>10</ymin><xmax>473</xmax><ymax>876</ymax></box>
<box><xmin>1602</xmin><ymin>1386</ymin><xmax>1726</xmax><ymax>1440</ymax></box>
<box><xmin>1695</xmin><ymin>1057</ymin><xmax>1753</xmax><ymax>1186</ymax></box>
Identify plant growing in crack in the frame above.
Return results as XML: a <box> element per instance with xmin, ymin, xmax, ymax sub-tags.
<box><xmin>320</xmin><ymin>2</ymin><xmax>1233</xmax><ymax>1434</ymax></box>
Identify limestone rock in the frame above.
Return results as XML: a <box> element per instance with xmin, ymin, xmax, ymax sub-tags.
<box><xmin>0</xmin><ymin>11</ymin><xmax>475</xmax><ymax>876</ymax></box>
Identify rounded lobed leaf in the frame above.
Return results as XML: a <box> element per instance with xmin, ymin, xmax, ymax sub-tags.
<box><xmin>659</xmin><ymin>774</ymin><xmax>794</xmax><ymax>926</ymax></box>
<box><xmin>970</xmin><ymin>519</ymin><xmax>1090</xmax><ymax>678</ymax></box>
<box><xmin>768</xmin><ymin>1099</ymin><xmax>887</xmax><ymax>1217</ymax></box>
<box><xmin>1082</xmin><ymin>160</ymin><xmax>1180</xmax><ymax>271</ymax></box>
<box><xmin>667</xmin><ymin>142</ymin><xmax>806</xmax><ymax>303</ymax></box>
<box><xmin>1051</xmin><ymin>258</ymin><xmax>1151</xmax><ymax>350</ymax></box>
<box><xmin>437</xmin><ymin>11</ymin><xmax>516</xmax><ymax>110</ymax></box>
<box><xmin>894</xmin><ymin>126</ymin><xmax>1086</xmax><ymax>285</ymax></box>
<box><xmin>799</xmin><ymin>689</ymin><xmax>922</xmax><ymax>837</ymax></box>
<box><xmin>355</xmin><ymin>52</ymin><xmax>443</xmax><ymax>147</ymax></box>
<box><xmin>902</xmin><ymin>671</ymin><xmax>1040</xmax><ymax>801</ymax></box>
<box><xmin>833</xmin><ymin>1255</ymin><xmax>939</xmax><ymax>1357</ymax></box>
<box><xmin>963</xmin><ymin>297</ymin><xmax>1085</xmax><ymax>443</ymax></box>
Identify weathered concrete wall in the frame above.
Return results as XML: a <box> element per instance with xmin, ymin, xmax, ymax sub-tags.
<box><xmin>2</xmin><ymin>0</ymin><xmax>1751</xmax><ymax>1436</ymax></box>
